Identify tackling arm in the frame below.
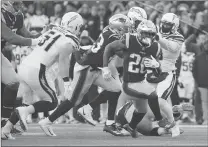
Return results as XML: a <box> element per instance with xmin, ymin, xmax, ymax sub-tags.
<box><xmin>1</xmin><ymin>22</ymin><xmax>33</xmax><ymax>46</ymax></box>
<box><xmin>18</xmin><ymin>23</ymin><xmax>41</xmax><ymax>38</ymax></box>
<box><xmin>157</xmin><ymin>36</ymin><xmax>183</xmax><ymax>52</ymax></box>
<box><xmin>103</xmin><ymin>40</ymin><xmax>126</xmax><ymax>67</ymax></box>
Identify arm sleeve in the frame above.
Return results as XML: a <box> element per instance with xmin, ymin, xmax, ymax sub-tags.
<box><xmin>69</xmin><ymin>53</ymin><xmax>76</xmax><ymax>80</ymax></box>
<box><xmin>158</xmin><ymin>37</ymin><xmax>183</xmax><ymax>53</ymax></box>
<box><xmin>103</xmin><ymin>40</ymin><xmax>126</xmax><ymax>67</ymax></box>
<box><xmin>1</xmin><ymin>22</ymin><xmax>33</xmax><ymax>46</ymax></box>
<box><xmin>18</xmin><ymin>23</ymin><xmax>41</xmax><ymax>38</ymax></box>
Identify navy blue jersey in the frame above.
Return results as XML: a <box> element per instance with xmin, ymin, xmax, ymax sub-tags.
<box><xmin>80</xmin><ymin>26</ymin><xmax>123</xmax><ymax>67</ymax></box>
<box><xmin>123</xmin><ymin>34</ymin><xmax>161</xmax><ymax>83</ymax></box>
<box><xmin>1</xmin><ymin>9</ymin><xmax>24</xmax><ymax>49</ymax></box>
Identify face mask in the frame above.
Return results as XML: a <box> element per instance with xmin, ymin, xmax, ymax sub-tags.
<box><xmin>161</xmin><ymin>22</ymin><xmax>173</xmax><ymax>33</ymax></box>
<box><xmin>141</xmin><ymin>37</ymin><xmax>152</xmax><ymax>47</ymax></box>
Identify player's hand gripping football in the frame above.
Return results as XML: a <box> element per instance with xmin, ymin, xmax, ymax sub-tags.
<box><xmin>144</xmin><ymin>55</ymin><xmax>160</xmax><ymax>68</ymax></box>
<box><xmin>100</xmin><ymin>67</ymin><xmax>112</xmax><ymax>81</ymax></box>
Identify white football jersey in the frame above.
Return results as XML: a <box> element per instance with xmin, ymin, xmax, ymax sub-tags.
<box><xmin>180</xmin><ymin>51</ymin><xmax>195</xmax><ymax>79</ymax></box>
<box><xmin>22</xmin><ymin>26</ymin><xmax>80</xmax><ymax>70</ymax></box>
<box><xmin>159</xmin><ymin>32</ymin><xmax>184</xmax><ymax>72</ymax></box>
<box><xmin>12</xmin><ymin>46</ymin><xmax>33</xmax><ymax>71</ymax></box>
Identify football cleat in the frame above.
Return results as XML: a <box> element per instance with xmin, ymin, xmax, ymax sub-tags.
<box><xmin>103</xmin><ymin>123</ymin><xmax>128</xmax><ymax>136</ymax></box>
<box><xmin>1</xmin><ymin>131</ymin><xmax>15</xmax><ymax>140</ymax></box>
<box><xmin>11</xmin><ymin>126</ymin><xmax>23</xmax><ymax>135</ymax></box>
<box><xmin>77</xmin><ymin>105</ymin><xmax>97</xmax><ymax>126</ymax></box>
<box><xmin>123</xmin><ymin>124</ymin><xmax>139</xmax><ymax>138</ymax></box>
<box><xmin>172</xmin><ymin>103</ymin><xmax>194</xmax><ymax>113</ymax></box>
<box><xmin>39</xmin><ymin>118</ymin><xmax>56</xmax><ymax>137</ymax></box>
<box><xmin>15</xmin><ymin>107</ymin><xmax>28</xmax><ymax>131</ymax></box>
<box><xmin>170</xmin><ymin>125</ymin><xmax>181</xmax><ymax>137</ymax></box>
<box><xmin>158</xmin><ymin>118</ymin><xmax>176</xmax><ymax>129</ymax></box>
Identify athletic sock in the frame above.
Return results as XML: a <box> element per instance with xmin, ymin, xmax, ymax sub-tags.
<box><xmin>8</xmin><ymin>111</ymin><xmax>19</xmax><ymax>125</ymax></box>
<box><xmin>33</xmin><ymin>101</ymin><xmax>57</xmax><ymax>113</ymax></box>
<box><xmin>107</xmin><ymin>91</ymin><xmax>120</xmax><ymax>120</ymax></box>
<box><xmin>148</xmin><ymin>97</ymin><xmax>163</xmax><ymax>121</ymax></box>
<box><xmin>2</xmin><ymin>83</ymin><xmax>19</xmax><ymax>118</ymax></box>
<box><xmin>49</xmin><ymin>100</ymin><xmax>73</xmax><ymax>122</ymax></box>
<box><xmin>89</xmin><ymin>90</ymin><xmax>109</xmax><ymax>109</ymax></box>
<box><xmin>129</xmin><ymin>111</ymin><xmax>145</xmax><ymax>129</ymax></box>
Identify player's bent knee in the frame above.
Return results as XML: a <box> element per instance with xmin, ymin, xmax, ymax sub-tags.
<box><xmin>149</xmin><ymin>91</ymin><xmax>158</xmax><ymax>99</ymax></box>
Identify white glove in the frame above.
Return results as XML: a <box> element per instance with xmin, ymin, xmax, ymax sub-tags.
<box><xmin>144</xmin><ymin>55</ymin><xmax>160</xmax><ymax>68</ymax></box>
<box><xmin>63</xmin><ymin>81</ymin><xmax>71</xmax><ymax>99</ymax></box>
<box><xmin>100</xmin><ymin>67</ymin><xmax>112</xmax><ymax>81</ymax></box>
<box><xmin>31</xmin><ymin>35</ymin><xmax>46</xmax><ymax>46</ymax></box>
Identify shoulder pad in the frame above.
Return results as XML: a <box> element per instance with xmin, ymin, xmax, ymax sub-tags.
<box><xmin>166</xmin><ymin>32</ymin><xmax>184</xmax><ymax>43</ymax></box>
<box><xmin>65</xmin><ymin>33</ymin><xmax>80</xmax><ymax>50</ymax></box>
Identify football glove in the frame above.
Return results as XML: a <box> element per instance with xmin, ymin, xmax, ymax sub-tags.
<box><xmin>144</xmin><ymin>55</ymin><xmax>160</xmax><ymax>68</ymax></box>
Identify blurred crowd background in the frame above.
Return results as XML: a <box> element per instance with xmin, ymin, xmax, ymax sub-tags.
<box><xmin>2</xmin><ymin>1</ymin><xmax>208</xmax><ymax>125</ymax></box>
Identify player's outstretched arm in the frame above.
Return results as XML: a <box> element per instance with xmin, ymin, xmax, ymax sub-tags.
<box><xmin>2</xmin><ymin>22</ymin><xmax>41</xmax><ymax>46</ymax></box>
<box><xmin>157</xmin><ymin>34</ymin><xmax>183</xmax><ymax>52</ymax></box>
<box><xmin>18</xmin><ymin>23</ymin><xmax>42</xmax><ymax>38</ymax></box>
<box><xmin>103</xmin><ymin>40</ymin><xmax>125</xmax><ymax>67</ymax></box>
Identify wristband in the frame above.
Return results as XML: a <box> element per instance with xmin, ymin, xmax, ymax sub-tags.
<box><xmin>31</xmin><ymin>38</ymin><xmax>39</xmax><ymax>46</ymax></box>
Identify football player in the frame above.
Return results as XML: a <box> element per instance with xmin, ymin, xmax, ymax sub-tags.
<box><xmin>127</xmin><ymin>7</ymin><xmax>147</xmax><ymax>33</ymax></box>
<box><xmin>38</xmin><ymin>14</ymin><xmax>130</xmax><ymax>137</ymax></box>
<box><xmin>148</xmin><ymin>13</ymin><xmax>185</xmax><ymax>137</ymax></box>
<box><xmin>102</xmin><ymin>20</ymin><xmax>161</xmax><ymax>138</ymax></box>
<box><xmin>77</xmin><ymin>7</ymin><xmax>148</xmax><ymax>136</ymax></box>
<box><xmin>1</xmin><ymin>12</ymin><xmax>84</xmax><ymax>139</ymax></box>
<box><xmin>178</xmin><ymin>43</ymin><xmax>195</xmax><ymax>102</ymax></box>
<box><xmin>115</xmin><ymin>101</ymin><xmax>185</xmax><ymax>136</ymax></box>
<box><xmin>1</xmin><ymin>1</ymin><xmax>45</xmax><ymax>131</ymax></box>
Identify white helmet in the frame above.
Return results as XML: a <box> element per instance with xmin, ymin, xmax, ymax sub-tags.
<box><xmin>160</xmin><ymin>13</ymin><xmax>180</xmax><ymax>34</ymax></box>
<box><xmin>109</xmin><ymin>13</ymin><xmax>130</xmax><ymax>36</ymax></box>
<box><xmin>136</xmin><ymin>20</ymin><xmax>157</xmax><ymax>47</ymax></box>
<box><xmin>127</xmin><ymin>7</ymin><xmax>147</xmax><ymax>30</ymax></box>
<box><xmin>61</xmin><ymin>12</ymin><xmax>84</xmax><ymax>36</ymax></box>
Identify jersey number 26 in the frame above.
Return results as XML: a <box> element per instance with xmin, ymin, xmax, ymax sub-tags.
<box><xmin>128</xmin><ymin>53</ymin><xmax>146</xmax><ymax>74</ymax></box>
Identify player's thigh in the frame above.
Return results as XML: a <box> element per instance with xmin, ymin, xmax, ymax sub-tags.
<box><xmin>94</xmin><ymin>71</ymin><xmax>121</xmax><ymax>92</ymax></box>
<box><xmin>68</xmin><ymin>67</ymin><xmax>96</xmax><ymax>106</ymax></box>
<box><xmin>20</xmin><ymin>64</ymin><xmax>56</xmax><ymax>103</ymax></box>
<box><xmin>156</xmin><ymin>72</ymin><xmax>176</xmax><ymax>100</ymax></box>
<box><xmin>1</xmin><ymin>53</ymin><xmax>19</xmax><ymax>84</ymax></box>
<box><xmin>20</xmin><ymin>81</ymin><xmax>36</xmax><ymax>105</ymax></box>
<box><xmin>123</xmin><ymin>80</ymin><xmax>156</xmax><ymax>99</ymax></box>
<box><xmin>133</xmin><ymin>98</ymin><xmax>148</xmax><ymax>113</ymax></box>
<box><xmin>116</xmin><ymin>90</ymin><xmax>134</xmax><ymax>112</ymax></box>
<box><xmin>185</xmin><ymin>79</ymin><xmax>195</xmax><ymax>99</ymax></box>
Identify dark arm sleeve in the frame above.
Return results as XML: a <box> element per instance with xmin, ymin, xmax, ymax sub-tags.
<box><xmin>1</xmin><ymin>22</ymin><xmax>32</xmax><ymax>46</ymax></box>
<box><xmin>192</xmin><ymin>57</ymin><xmax>198</xmax><ymax>82</ymax></box>
<box><xmin>69</xmin><ymin>53</ymin><xmax>76</xmax><ymax>80</ymax></box>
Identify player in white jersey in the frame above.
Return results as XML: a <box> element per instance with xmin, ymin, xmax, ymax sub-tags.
<box><xmin>12</xmin><ymin>46</ymin><xmax>33</xmax><ymax>72</ymax></box>
<box><xmin>146</xmin><ymin>13</ymin><xmax>185</xmax><ymax>137</ymax></box>
<box><xmin>1</xmin><ymin>12</ymin><xmax>84</xmax><ymax>139</ymax></box>
<box><xmin>178</xmin><ymin>43</ymin><xmax>195</xmax><ymax>101</ymax></box>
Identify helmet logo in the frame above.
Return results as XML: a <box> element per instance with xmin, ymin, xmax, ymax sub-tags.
<box><xmin>67</xmin><ymin>15</ymin><xmax>78</xmax><ymax>25</ymax></box>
